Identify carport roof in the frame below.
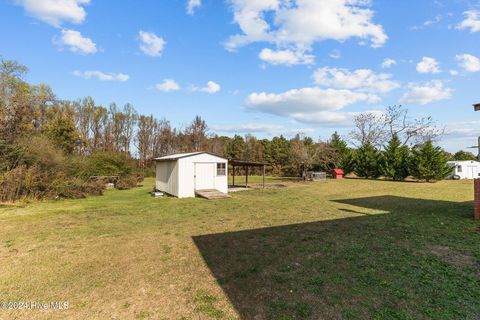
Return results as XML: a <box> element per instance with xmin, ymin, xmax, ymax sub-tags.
<box><xmin>229</xmin><ymin>159</ymin><xmax>267</xmax><ymax>166</ymax></box>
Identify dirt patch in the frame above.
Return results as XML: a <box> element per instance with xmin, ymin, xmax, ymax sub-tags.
<box><xmin>428</xmin><ymin>245</ymin><xmax>478</xmax><ymax>270</ymax></box>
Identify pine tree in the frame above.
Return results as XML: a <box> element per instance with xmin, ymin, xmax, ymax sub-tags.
<box><xmin>329</xmin><ymin>131</ymin><xmax>350</xmax><ymax>170</ymax></box>
<box><xmin>381</xmin><ymin>133</ymin><xmax>410</xmax><ymax>181</ymax></box>
<box><xmin>341</xmin><ymin>149</ymin><xmax>356</xmax><ymax>175</ymax></box>
<box><xmin>224</xmin><ymin>135</ymin><xmax>245</xmax><ymax>160</ymax></box>
<box><xmin>330</xmin><ymin>132</ymin><xmax>348</xmax><ymax>155</ymax></box>
<box><xmin>410</xmin><ymin>140</ymin><xmax>451</xmax><ymax>182</ymax></box>
<box><xmin>354</xmin><ymin>142</ymin><xmax>382</xmax><ymax>179</ymax></box>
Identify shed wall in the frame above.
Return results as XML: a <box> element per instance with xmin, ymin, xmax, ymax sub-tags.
<box><xmin>449</xmin><ymin>162</ymin><xmax>480</xmax><ymax>179</ymax></box>
<box><xmin>156</xmin><ymin>160</ymin><xmax>179</xmax><ymax>196</ymax></box>
<box><xmin>177</xmin><ymin>154</ymin><xmax>228</xmax><ymax>198</ymax></box>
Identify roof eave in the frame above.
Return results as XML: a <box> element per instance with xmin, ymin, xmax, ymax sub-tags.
<box><xmin>154</xmin><ymin>152</ymin><xmax>228</xmax><ymax>162</ymax></box>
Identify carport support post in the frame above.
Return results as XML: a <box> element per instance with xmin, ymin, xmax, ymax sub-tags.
<box><xmin>232</xmin><ymin>165</ymin><xmax>235</xmax><ymax>187</ymax></box>
<box><xmin>475</xmin><ymin>179</ymin><xmax>480</xmax><ymax>220</ymax></box>
<box><xmin>245</xmin><ymin>166</ymin><xmax>248</xmax><ymax>188</ymax></box>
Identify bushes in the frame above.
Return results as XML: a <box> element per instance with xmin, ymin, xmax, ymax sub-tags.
<box><xmin>115</xmin><ymin>175</ymin><xmax>141</xmax><ymax>190</ymax></box>
<box><xmin>50</xmin><ymin>178</ymin><xmax>104</xmax><ymax>199</ymax></box>
<box><xmin>0</xmin><ymin>165</ymin><xmax>44</xmax><ymax>202</ymax></box>
<box><xmin>0</xmin><ymin>165</ymin><xmax>104</xmax><ymax>201</ymax></box>
<box><xmin>69</xmin><ymin>152</ymin><xmax>144</xmax><ymax>191</ymax></box>
<box><xmin>350</xmin><ymin>139</ymin><xmax>450</xmax><ymax>183</ymax></box>
<box><xmin>68</xmin><ymin>152</ymin><xmax>136</xmax><ymax>178</ymax></box>
<box><xmin>0</xmin><ymin>136</ymin><xmax>66</xmax><ymax>201</ymax></box>
<box><xmin>0</xmin><ymin>135</ymin><xmax>142</xmax><ymax>202</ymax></box>
<box><xmin>410</xmin><ymin>141</ymin><xmax>452</xmax><ymax>182</ymax></box>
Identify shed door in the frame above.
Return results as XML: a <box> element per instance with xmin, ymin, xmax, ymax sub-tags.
<box><xmin>468</xmin><ymin>166</ymin><xmax>478</xmax><ymax>179</ymax></box>
<box><xmin>194</xmin><ymin>163</ymin><xmax>215</xmax><ymax>190</ymax></box>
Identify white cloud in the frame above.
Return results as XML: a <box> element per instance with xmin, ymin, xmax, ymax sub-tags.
<box><xmin>446</xmin><ymin>127</ymin><xmax>480</xmax><ymax>138</ymax></box>
<box><xmin>381</xmin><ymin>58</ymin><xmax>396</xmax><ymax>69</ymax></box>
<box><xmin>245</xmin><ymin>87</ymin><xmax>379</xmax><ymax>124</ymax></box>
<box><xmin>226</xmin><ymin>0</ymin><xmax>387</xmax><ymax>62</ymax></box>
<box><xmin>416</xmin><ymin>57</ymin><xmax>441</xmax><ymax>74</ymax></box>
<box><xmin>73</xmin><ymin>70</ymin><xmax>129</xmax><ymax>81</ymax></box>
<box><xmin>155</xmin><ymin>79</ymin><xmax>180</xmax><ymax>92</ymax></box>
<box><xmin>212</xmin><ymin>124</ymin><xmax>283</xmax><ymax>133</ymax></box>
<box><xmin>329</xmin><ymin>49</ymin><xmax>341</xmax><ymax>59</ymax></box>
<box><xmin>400</xmin><ymin>80</ymin><xmax>452</xmax><ymax>105</ymax></box>
<box><xmin>138</xmin><ymin>31</ymin><xmax>165</xmax><ymax>57</ymax></box>
<box><xmin>16</xmin><ymin>0</ymin><xmax>90</xmax><ymax>27</ymax></box>
<box><xmin>191</xmin><ymin>81</ymin><xmax>221</xmax><ymax>94</ymax></box>
<box><xmin>259</xmin><ymin>48</ymin><xmax>314</xmax><ymax>65</ymax></box>
<box><xmin>212</xmin><ymin>124</ymin><xmax>315</xmax><ymax>135</ymax></box>
<box><xmin>412</xmin><ymin>14</ymin><xmax>442</xmax><ymax>30</ymax></box>
<box><xmin>423</xmin><ymin>15</ymin><xmax>442</xmax><ymax>27</ymax></box>
<box><xmin>58</xmin><ymin>29</ymin><xmax>97</xmax><ymax>54</ymax></box>
<box><xmin>187</xmin><ymin>0</ymin><xmax>201</xmax><ymax>15</ymax></box>
<box><xmin>456</xmin><ymin>54</ymin><xmax>480</xmax><ymax>72</ymax></box>
<box><xmin>444</xmin><ymin>121</ymin><xmax>480</xmax><ymax>149</ymax></box>
<box><xmin>313</xmin><ymin>67</ymin><xmax>400</xmax><ymax>93</ymax></box>
<box><xmin>457</xmin><ymin>10</ymin><xmax>480</xmax><ymax>33</ymax></box>
<box><xmin>449</xmin><ymin>70</ymin><xmax>459</xmax><ymax>76</ymax></box>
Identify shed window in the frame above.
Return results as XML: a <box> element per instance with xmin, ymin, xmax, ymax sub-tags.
<box><xmin>217</xmin><ymin>163</ymin><xmax>226</xmax><ymax>176</ymax></box>
<box><xmin>457</xmin><ymin>165</ymin><xmax>462</xmax><ymax>173</ymax></box>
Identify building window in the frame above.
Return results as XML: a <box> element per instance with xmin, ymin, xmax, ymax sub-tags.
<box><xmin>217</xmin><ymin>163</ymin><xmax>226</xmax><ymax>176</ymax></box>
<box><xmin>457</xmin><ymin>165</ymin><xmax>462</xmax><ymax>173</ymax></box>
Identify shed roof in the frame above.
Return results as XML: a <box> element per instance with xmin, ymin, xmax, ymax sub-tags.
<box><xmin>154</xmin><ymin>152</ymin><xmax>227</xmax><ymax>162</ymax></box>
<box><xmin>447</xmin><ymin>160</ymin><xmax>480</xmax><ymax>165</ymax></box>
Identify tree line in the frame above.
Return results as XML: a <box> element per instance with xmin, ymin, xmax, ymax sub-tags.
<box><xmin>1</xmin><ymin>58</ymin><xmax>475</xmax><ymax>201</ymax></box>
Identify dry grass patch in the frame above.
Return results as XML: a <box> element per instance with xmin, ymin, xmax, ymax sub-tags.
<box><xmin>0</xmin><ymin>178</ymin><xmax>479</xmax><ymax>319</ymax></box>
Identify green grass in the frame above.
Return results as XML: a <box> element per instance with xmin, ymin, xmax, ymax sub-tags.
<box><xmin>0</xmin><ymin>177</ymin><xmax>479</xmax><ymax>319</ymax></box>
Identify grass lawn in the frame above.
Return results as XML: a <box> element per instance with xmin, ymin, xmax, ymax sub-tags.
<box><xmin>0</xmin><ymin>177</ymin><xmax>479</xmax><ymax>320</ymax></box>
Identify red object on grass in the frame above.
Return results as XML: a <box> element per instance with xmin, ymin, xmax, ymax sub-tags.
<box><xmin>332</xmin><ymin>168</ymin><xmax>344</xmax><ymax>179</ymax></box>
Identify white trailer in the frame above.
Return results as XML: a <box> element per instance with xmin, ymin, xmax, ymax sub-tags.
<box><xmin>447</xmin><ymin>160</ymin><xmax>480</xmax><ymax>180</ymax></box>
<box><xmin>154</xmin><ymin>152</ymin><xmax>228</xmax><ymax>198</ymax></box>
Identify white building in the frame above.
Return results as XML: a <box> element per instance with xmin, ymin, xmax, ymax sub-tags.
<box><xmin>447</xmin><ymin>160</ymin><xmax>480</xmax><ymax>180</ymax></box>
<box><xmin>154</xmin><ymin>152</ymin><xmax>228</xmax><ymax>198</ymax></box>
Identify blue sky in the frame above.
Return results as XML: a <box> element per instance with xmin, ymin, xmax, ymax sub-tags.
<box><xmin>1</xmin><ymin>0</ymin><xmax>480</xmax><ymax>152</ymax></box>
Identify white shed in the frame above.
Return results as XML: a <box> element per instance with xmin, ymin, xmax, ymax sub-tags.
<box><xmin>447</xmin><ymin>160</ymin><xmax>480</xmax><ymax>180</ymax></box>
<box><xmin>154</xmin><ymin>152</ymin><xmax>228</xmax><ymax>198</ymax></box>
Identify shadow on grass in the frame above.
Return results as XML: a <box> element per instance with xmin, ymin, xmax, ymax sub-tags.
<box><xmin>193</xmin><ymin>196</ymin><xmax>478</xmax><ymax>320</ymax></box>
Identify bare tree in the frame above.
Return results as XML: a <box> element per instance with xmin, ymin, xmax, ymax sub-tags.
<box><xmin>90</xmin><ymin>106</ymin><xmax>108</xmax><ymax>152</ymax></box>
<box><xmin>152</xmin><ymin>118</ymin><xmax>176</xmax><ymax>157</ymax></box>
<box><xmin>384</xmin><ymin>105</ymin><xmax>443</xmax><ymax>146</ymax></box>
<box><xmin>185</xmin><ymin>115</ymin><xmax>208</xmax><ymax>152</ymax></box>
<box><xmin>349</xmin><ymin>112</ymin><xmax>387</xmax><ymax>147</ymax></box>
<box><xmin>109</xmin><ymin>103</ymin><xmax>125</xmax><ymax>153</ymax></box>
<box><xmin>350</xmin><ymin>106</ymin><xmax>444</xmax><ymax>148</ymax></box>
<box><xmin>121</xmin><ymin>103</ymin><xmax>138</xmax><ymax>154</ymax></box>
<box><xmin>291</xmin><ymin>134</ymin><xmax>318</xmax><ymax>178</ymax></box>
<box><xmin>135</xmin><ymin>115</ymin><xmax>155</xmax><ymax>168</ymax></box>
<box><xmin>74</xmin><ymin>97</ymin><xmax>95</xmax><ymax>155</ymax></box>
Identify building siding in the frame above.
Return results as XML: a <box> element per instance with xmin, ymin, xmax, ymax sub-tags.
<box><xmin>156</xmin><ymin>160</ymin><xmax>179</xmax><ymax>196</ymax></box>
<box><xmin>156</xmin><ymin>153</ymin><xmax>228</xmax><ymax>198</ymax></box>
